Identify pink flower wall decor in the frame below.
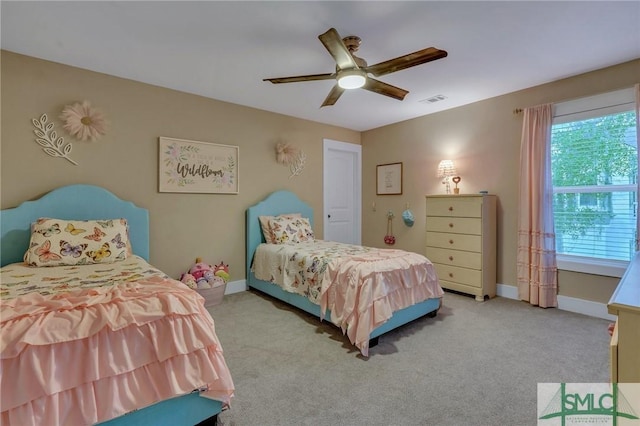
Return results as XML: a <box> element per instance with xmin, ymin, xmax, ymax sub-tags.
<box><xmin>60</xmin><ymin>101</ymin><xmax>108</xmax><ymax>141</ymax></box>
<box><xmin>275</xmin><ymin>143</ymin><xmax>299</xmax><ymax>165</ymax></box>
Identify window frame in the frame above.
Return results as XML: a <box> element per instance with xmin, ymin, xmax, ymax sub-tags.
<box><xmin>551</xmin><ymin>87</ymin><xmax>637</xmax><ymax>278</ymax></box>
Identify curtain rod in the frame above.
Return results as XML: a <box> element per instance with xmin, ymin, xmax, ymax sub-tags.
<box><xmin>513</xmin><ymin>100</ymin><xmax>634</xmax><ymax>117</ymax></box>
<box><xmin>511</xmin><ymin>84</ymin><xmax>637</xmax><ymax>116</ymax></box>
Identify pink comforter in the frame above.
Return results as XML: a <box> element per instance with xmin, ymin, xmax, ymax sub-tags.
<box><xmin>0</xmin><ymin>273</ymin><xmax>234</xmax><ymax>426</ymax></box>
<box><xmin>253</xmin><ymin>241</ymin><xmax>443</xmax><ymax>356</ymax></box>
<box><xmin>320</xmin><ymin>248</ymin><xmax>443</xmax><ymax>356</ymax></box>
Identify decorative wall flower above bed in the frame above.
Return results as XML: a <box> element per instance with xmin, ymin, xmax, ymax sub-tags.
<box><xmin>60</xmin><ymin>101</ymin><xmax>107</xmax><ymax>142</ymax></box>
<box><xmin>275</xmin><ymin>143</ymin><xmax>298</xmax><ymax>165</ymax></box>
<box><xmin>275</xmin><ymin>142</ymin><xmax>306</xmax><ymax>178</ymax></box>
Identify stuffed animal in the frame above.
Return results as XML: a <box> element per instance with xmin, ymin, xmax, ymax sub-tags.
<box><xmin>214</xmin><ymin>261</ymin><xmax>230</xmax><ymax>283</ymax></box>
<box><xmin>180</xmin><ymin>273</ymin><xmax>197</xmax><ymax>289</ymax></box>
<box><xmin>209</xmin><ymin>275</ymin><xmax>226</xmax><ymax>288</ymax></box>
<box><xmin>180</xmin><ymin>257</ymin><xmax>216</xmax><ymax>289</ymax></box>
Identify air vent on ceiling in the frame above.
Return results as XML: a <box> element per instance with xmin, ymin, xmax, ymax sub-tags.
<box><xmin>419</xmin><ymin>94</ymin><xmax>448</xmax><ymax>104</ymax></box>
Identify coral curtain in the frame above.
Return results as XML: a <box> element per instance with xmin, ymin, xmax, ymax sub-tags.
<box><xmin>517</xmin><ymin>103</ymin><xmax>558</xmax><ymax>308</ymax></box>
<box><xmin>635</xmin><ymin>83</ymin><xmax>640</xmax><ymax>251</ymax></box>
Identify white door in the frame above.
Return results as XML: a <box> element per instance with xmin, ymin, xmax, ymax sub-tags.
<box><xmin>323</xmin><ymin>139</ymin><xmax>361</xmax><ymax>244</ymax></box>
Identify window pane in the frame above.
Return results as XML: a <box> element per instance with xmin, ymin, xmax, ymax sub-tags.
<box><xmin>551</xmin><ymin>110</ymin><xmax>637</xmax><ymax>262</ymax></box>
<box><xmin>553</xmin><ymin>191</ymin><xmax>636</xmax><ymax>261</ymax></box>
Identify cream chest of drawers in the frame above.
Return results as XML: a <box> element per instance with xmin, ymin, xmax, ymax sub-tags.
<box><xmin>425</xmin><ymin>194</ymin><xmax>497</xmax><ymax>301</ymax></box>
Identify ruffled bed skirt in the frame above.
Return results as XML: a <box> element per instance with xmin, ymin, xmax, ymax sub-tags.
<box><xmin>320</xmin><ymin>248</ymin><xmax>443</xmax><ymax>356</ymax></box>
<box><xmin>1</xmin><ymin>273</ymin><xmax>234</xmax><ymax>425</ymax></box>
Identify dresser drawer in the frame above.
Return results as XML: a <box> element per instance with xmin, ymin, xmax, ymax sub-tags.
<box><xmin>433</xmin><ymin>263</ymin><xmax>482</xmax><ymax>288</ymax></box>
<box><xmin>426</xmin><ymin>217</ymin><xmax>481</xmax><ymax>235</ymax></box>
<box><xmin>425</xmin><ymin>194</ymin><xmax>496</xmax><ymax>302</ymax></box>
<box><xmin>426</xmin><ymin>231</ymin><xmax>481</xmax><ymax>252</ymax></box>
<box><xmin>426</xmin><ymin>246</ymin><xmax>482</xmax><ymax>269</ymax></box>
<box><xmin>426</xmin><ymin>197</ymin><xmax>482</xmax><ymax>218</ymax></box>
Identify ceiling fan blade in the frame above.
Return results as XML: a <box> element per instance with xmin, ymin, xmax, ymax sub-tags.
<box><xmin>263</xmin><ymin>73</ymin><xmax>335</xmax><ymax>84</ymax></box>
<box><xmin>321</xmin><ymin>84</ymin><xmax>345</xmax><ymax>107</ymax></box>
<box><xmin>318</xmin><ymin>28</ymin><xmax>359</xmax><ymax>70</ymax></box>
<box><xmin>365</xmin><ymin>47</ymin><xmax>448</xmax><ymax>77</ymax></box>
<box><xmin>363</xmin><ymin>78</ymin><xmax>408</xmax><ymax>101</ymax></box>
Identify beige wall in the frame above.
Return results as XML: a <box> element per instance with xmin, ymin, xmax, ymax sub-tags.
<box><xmin>0</xmin><ymin>51</ymin><xmax>360</xmax><ymax>280</ymax></box>
<box><xmin>2</xmin><ymin>50</ymin><xmax>638</xmax><ymax>304</ymax></box>
<box><xmin>361</xmin><ymin>59</ymin><xmax>640</xmax><ymax>304</ymax></box>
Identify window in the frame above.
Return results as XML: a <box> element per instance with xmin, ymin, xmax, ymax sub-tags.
<box><xmin>551</xmin><ymin>88</ymin><xmax>638</xmax><ymax>277</ymax></box>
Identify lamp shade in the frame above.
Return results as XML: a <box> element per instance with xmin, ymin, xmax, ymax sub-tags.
<box><xmin>437</xmin><ymin>160</ymin><xmax>457</xmax><ymax>178</ymax></box>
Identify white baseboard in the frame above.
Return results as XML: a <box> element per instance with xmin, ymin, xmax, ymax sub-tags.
<box><xmin>225</xmin><ymin>279</ymin><xmax>247</xmax><ymax>295</ymax></box>
<box><xmin>497</xmin><ymin>284</ymin><xmax>616</xmax><ymax>321</ymax></box>
<box><xmin>226</xmin><ymin>281</ymin><xmax>615</xmax><ymax>321</ymax></box>
<box><xmin>556</xmin><ymin>294</ymin><xmax>616</xmax><ymax>321</ymax></box>
<box><xmin>496</xmin><ymin>283</ymin><xmax>519</xmax><ymax>299</ymax></box>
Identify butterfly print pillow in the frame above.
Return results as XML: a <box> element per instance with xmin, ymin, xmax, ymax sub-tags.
<box><xmin>267</xmin><ymin>216</ymin><xmax>314</xmax><ymax>244</ymax></box>
<box><xmin>258</xmin><ymin>213</ymin><xmax>301</xmax><ymax>244</ymax></box>
<box><xmin>24</xmin><ymin>218</ymin><xmax>131</xmax><ymax>267</ymax></box>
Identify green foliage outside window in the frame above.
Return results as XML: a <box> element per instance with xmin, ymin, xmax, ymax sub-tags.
<box><xmin>551</xmin><ymin>112</ymin><xmax>637</xmax><ymax>249</ymax></box>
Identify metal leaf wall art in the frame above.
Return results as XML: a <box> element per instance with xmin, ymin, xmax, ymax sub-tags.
<box><xmin>289</xmin><ymin>150</ymin><xmax>306</xmax><ymax>179</ymax></box>
<box><xmin>32</xmin><ymin>113</ymin><xmax>77</xmax><ymax>165</ymax></box>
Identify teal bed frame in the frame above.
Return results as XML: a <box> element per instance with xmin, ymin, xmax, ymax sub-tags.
<box><xmin>245</xmin><ymin>190</ymin><xmax>440</xmax><ymax>348</ymax></box>
<box><xmin>1</xmin><ymin>184</ymin><xmax>223</xmax><ymax>426</ymax></box>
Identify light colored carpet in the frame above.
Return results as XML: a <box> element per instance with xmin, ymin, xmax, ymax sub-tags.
<box><xmin>208</xmin><ymin>290</ymin><xmax>610</xmax><ymax>426</ymax></box>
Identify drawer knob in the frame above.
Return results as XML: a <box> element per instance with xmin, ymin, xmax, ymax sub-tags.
<box><xmin>449</xmin><ymin>239</ymin><xmax>454</xmax><ymax>244</ymax></box>
<box><xmin>448</xmin><ymin>206</ymin><xmax>454</xmax><ymax>211</ymax></box>
<box><xmin>449</xmin><ymin>273</ymin><xmax>454</xmax><ymax>278</ymax></box>
<box><xmin>449</xmin><ymin>223</ymin><xmax>454</xmax><ymax>228</ymax></box>
<box><xmin>449</xmin><ymin>256</ymin><xmax>454</xmax><ymax>261</ymax></box>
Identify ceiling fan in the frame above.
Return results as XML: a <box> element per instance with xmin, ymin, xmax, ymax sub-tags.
<box><xmin>263</xmin><ymin>27</ymin><xmax>448</xmax><ymax>107</ymax></box>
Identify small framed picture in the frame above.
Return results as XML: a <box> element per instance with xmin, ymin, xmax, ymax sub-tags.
<box><xmin>376</xmin><ymin>162</ymin><xmax>403</xmax><ymax>195</ymax></box>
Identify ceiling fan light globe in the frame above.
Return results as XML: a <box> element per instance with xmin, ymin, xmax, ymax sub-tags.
<box><xmin>337</xmin><ymin>70</ymin><xmax>366</xmax><ymax>89</ymax></box>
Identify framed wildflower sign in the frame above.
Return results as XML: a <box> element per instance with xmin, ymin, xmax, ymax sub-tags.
<box><xmin>159</xmin><ymin>137</ymin><xmax>239</xmax><ymax>194</ymax></box>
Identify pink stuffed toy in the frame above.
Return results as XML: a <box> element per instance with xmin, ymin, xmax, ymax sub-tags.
<box><xmin>180</xmin><ymin>273</ymin><xmax>197</xmax><ymax>289</ymax></box>
<box><xmin>181</xmin><ymin>257</ymin><xmax>216</xmax><ymax>289</ymax></box>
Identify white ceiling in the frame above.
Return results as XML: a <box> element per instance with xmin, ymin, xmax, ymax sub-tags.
<box><xmin>2</xmin><ymin>1</ymin><xmax>639</xmax><ymax>132</ymax></box>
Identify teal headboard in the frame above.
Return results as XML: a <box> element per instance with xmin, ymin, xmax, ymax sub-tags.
<box><xmin>1</xmin><ymin>185</ymin><xmax>149</xmax><ymax>267</ymax></box>
<box><xmin>245</xmin><ymin>190</ymin><xmax>314</xmax><ymax>283</ymax></box>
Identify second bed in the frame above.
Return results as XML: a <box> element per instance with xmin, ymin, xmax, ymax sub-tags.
<box><xmin>246</xmin><ymin>190</ymin><xmax>444</xmax><ymax>356</ymax></box>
